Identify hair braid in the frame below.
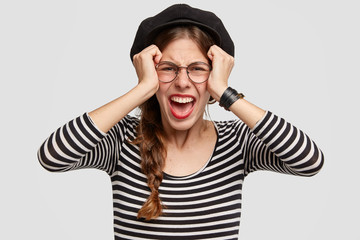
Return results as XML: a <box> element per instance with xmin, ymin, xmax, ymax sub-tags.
<box><xmin>133</xmin><ymin>96</ymin><xmax>167</xmax><ymax>220</ymax></box>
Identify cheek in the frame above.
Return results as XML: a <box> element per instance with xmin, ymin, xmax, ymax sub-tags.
<box><xmin>155</xmin><ymin>91</ymin><xmax>164</xmax><ymax>107</ymax></box>
<box><xmin>196</xmin><ymin>84</ymin><xmax>211</xmax><ymax>104</ymax></box>
<box><xmin>156</xmin><ymin>83</ymin><xmax>167</xmax><ymax>99</ymax></box>
<box><xmin>195</xmin><ymin>82</ymin><xmax>207</xmax><ymax>92</ymax></box>
<box><xmin>155</xmin><ymin>84</ymin><xmax>170</xmax><ymax>111</ymax></box>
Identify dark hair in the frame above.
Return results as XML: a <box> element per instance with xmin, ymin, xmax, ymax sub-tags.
<box><xmin>154</xmin><ymin>25</ymin><xmax>215</xmax><ymax>59</ymax></box>
<box><xmin>134</xmin><ymin>25</ymin><xmax>215</xmax><ymax>220</ymax></box>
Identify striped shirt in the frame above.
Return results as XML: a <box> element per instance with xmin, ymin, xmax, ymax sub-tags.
<box><xmin>38</xmin><ymin>111</ymin><xmax>324</xmax><ymax>240</ymax></box>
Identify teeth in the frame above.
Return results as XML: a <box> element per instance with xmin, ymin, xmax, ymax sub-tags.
<box><xmin>171</xmin><ymin>96</ymin><xmax>194</xmax><ymax>103</ymax></box>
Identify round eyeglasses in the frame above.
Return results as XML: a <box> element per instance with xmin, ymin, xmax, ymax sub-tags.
<box><xmin>155</xmin><ymin>61</ymin><xmax>212</xmax><ymax>83</ymax></box>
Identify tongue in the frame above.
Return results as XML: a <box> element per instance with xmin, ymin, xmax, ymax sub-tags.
<box><xmin>171</xmin><ymin>101</ymin><xmax>193</xmax><ymax>115</ymax></box>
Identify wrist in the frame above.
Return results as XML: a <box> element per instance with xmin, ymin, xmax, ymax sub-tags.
<box><xmin>219</xmin><ymin>87</ymin><xmax>245</xmax><ymax>111</ymax></box>
<box><xmin>135</xmin><ymin>81</ymin><xmax>158</xmax><ymax>102</ymax></box>
<box><xmin>210</xmin><ymin>85</ymin><xmax>228</xmax><ymax>102</ymax></box>
<box><xmin>138</xmin><ymin>81</ymin><xmax>158</xmax><ymax>97</ymax></box>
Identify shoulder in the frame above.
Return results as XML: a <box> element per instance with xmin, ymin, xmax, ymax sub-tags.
<box><xmin>108</xmin><ymin>115</ymin><xmax>140</xmax><ymax>140</ymax></box>
<box><xmin>121</xmin><ymin>115</ymin><xmax>140</xmax><ymax>127</ymax></box>
<box><xmin>213</xmin><ymin>119</ymin><xmax>248</xmax><ymax>135</ymax></box>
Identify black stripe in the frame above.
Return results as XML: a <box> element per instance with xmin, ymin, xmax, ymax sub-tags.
<box><xmin>83</xmin><ymin>113</ymin><xmax>105</xmax><ymax>139</ymax></box>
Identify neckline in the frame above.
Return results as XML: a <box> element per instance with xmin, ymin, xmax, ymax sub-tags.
<box><xmin>162</xmin><ymin>120</ymin><xmax>220</xmax><ymax>180</ymax></box>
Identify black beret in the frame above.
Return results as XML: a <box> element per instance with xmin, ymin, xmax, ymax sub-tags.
<box><xmin>130</xmin><ymin>4</ymin><xmax>234</xmax><ymax>61</ymax></box>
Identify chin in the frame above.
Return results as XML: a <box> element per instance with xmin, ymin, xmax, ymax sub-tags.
<box><xmin>169</xmin><ymin>120</ymin><xmax>195</xmax><ymax>131</ymax></box>
<box><xmin>166</xmin><ymin>112</ymin><xmax>204</xmax><ymax>131</ymax></box>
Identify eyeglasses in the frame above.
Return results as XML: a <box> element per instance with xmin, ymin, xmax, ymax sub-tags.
<box><xmin>155</xmin><ymin>61</ymin><xmax>212</xmax><ymax>83</ymax></box>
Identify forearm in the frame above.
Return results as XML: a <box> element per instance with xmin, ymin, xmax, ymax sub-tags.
<box><xmin>38</xmin><ymin>113</ymin><xmax>107</xmax><ymax>172</ymax></box>
<box><xmin>228</xmin><ymin>97</ymin><xmax>266</xmax><ymax>129</ymax></box>
<box><xmin>221</xmin><ymin>91</ymin><xmax>323</xmax><ymax>176</ymax></box>
<box><xmin>89</xmin><ymin>82</ymin><xmax>156</xmax><ymax>133</ymax></box>
<box><xmin>248</xmin><ymin>111</ymin><xmax>324</xmax><ymax>176</ymax></box>
<box><xmin>210</xmin><ymin>83</ymin><xmax>266</xmax><ymax>129</ymax></box>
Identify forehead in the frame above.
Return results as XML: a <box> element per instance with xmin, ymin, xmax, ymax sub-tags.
<box><xmin>161</xmin><ymin>38</ymin><xmax>208</xmax><ymax>64</ymax></box>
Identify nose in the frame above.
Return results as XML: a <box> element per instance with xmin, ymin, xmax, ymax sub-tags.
<box><xmin>174</xmin><ymin>67</ymin><xmax>191</xmax><ymax>88</ymax></box>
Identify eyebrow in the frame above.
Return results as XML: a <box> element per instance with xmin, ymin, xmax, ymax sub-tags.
<box><xmin>159</xmin><ymin>60</ymin><xmax>209</xmax><ymax>66</ymax></box>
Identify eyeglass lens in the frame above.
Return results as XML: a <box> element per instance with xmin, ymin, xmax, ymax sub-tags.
<box><xmin>156</xmin><ymin>62</ymin><xmax>211</xmax><ymax>83</ymax></box>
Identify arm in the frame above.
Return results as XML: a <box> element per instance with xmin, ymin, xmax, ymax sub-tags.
<box><xmin>89</xmin><ymin>45</ymin><xmax>162</xmax><ymax>132</ymax></box>
<box><xmin>207</xmin><ymin>45</ymin><xmax>266</xmax><ymax>128</ymax></box>
<box><xmin>207</xmin><ymin>45</ymin><xmax>324</xmax><ymax>176</ymax></box>
<box><xmin>88</xmin><ymin>82</ymin><xmax>155</xmax><ymax>132</ymax></box>
<box><xmin>38</xmin><ymin>113</ymin><xmax>111</xmax><ymax>173</ymax></box>
<box><xmin>245</xmin><ymin>111</ymin><xmax>324</xmax><ymax>176</ymax></box>
<box><xmin>38</xmin><ymin>45</ymin><xmax>162</xmax><ymax>173</ymax></box>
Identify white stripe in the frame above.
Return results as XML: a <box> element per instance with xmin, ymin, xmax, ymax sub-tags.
<box><xmin>161</xmin><ymin>169</ymin><xmax>243</xmax><ymax>192</ymax></box>
<box><xmin>80</xmin><ymin>115</ymin><xmax>105</xmax><ymax>140</ymax></box>
<box><xmin>162</xmin><ymin>157</ymin><xmax>242</xmax><ymax>186</ymax></box>
<box><xmin>59</xmin><ymin>124</ymin><xmax>83</xmax><ymax>156</ymax></box>
<box><xmin>265</xmin><ymin>120</ymin><xmax>287</xmax><ymax>151</ymax></box>
<box><xmin>40</xmin><ymin>135</ymin><xmax>70</xmax><ymax>167</ymax></box>
<box><xmin>259</xmin><ymin>116</ymin><xmax>281</xmax><ymax>142</ymax></box>
<box><xmin>118</xmin><ymin>151</ymin><xmax>145</xmax><ymax>179</ymax></box>
<box><xmin>62</xmin><ymin>122</ymin><xmax>88</xmax><ymax>152</ymax></box>
<box><xmin>112</xmin><ymin>182</ymin><xmax>149</xmax><ymax>197</ymax></box>
<box><xmin>114</xmin><ymin>215</ymin><xmax>240</xmax><ymax>229</ymax></box>
<box><xmin>113</xmin><ymin>207</ymin><xmax>241</xmax><ymax>222</ymax></box>
<box><xmin>271</xmin><ymin>123</ymin><xmax>295</xmax><ymax>153</ymax></box>
<box><xmin>51</xmin><ymin>127</ymin><xmax>79</xmax><ymax>161</ymax></box>
<box><xmin>72</xmin><ymin>118</ymin><xmax>97</xmax><ymax>148</ymax></box>
<box><xmin>276</xmin><ymin>128</ymin><xmax>301</xmax><ymax>160</ymax></box>
<box><xmin>162</xmin><ymin>189</ymin><xmax>242</xmax><ymax>206</ymax></box>
<box><xmin>287</xmin><ymin>139</ymin><xmax>314</xmax><ymax>166</ymax></box>
<box><xmin>163</xmin><ymin>199</ymin><xmax>241</xmax><ymax>214</ymax></box>
<box><xmin>114</xmin><ymin>224</ymin><xmax>240</xmax><ymax>237</ymax></box>
<box><xmin>254</xmin><ymin>113</ymin><xmax>275</xmax><ymax>138</ymax></box>
<box><xmin>113</xmin><ymin>198</ymin><xmax>144</xmax><ymax>209</ymax></box>
<box><xmin>113</xmin><ymin>197</ymin><xmax>241</xmax><ymax>215</ymax></box>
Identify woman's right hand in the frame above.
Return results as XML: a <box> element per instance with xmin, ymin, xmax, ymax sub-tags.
<box><xmin>132</xmin><ymin>44</ymin><xmax>162</xmax><ymax>95</ymax></box>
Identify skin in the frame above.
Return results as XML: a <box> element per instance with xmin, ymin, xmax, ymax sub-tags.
<box><xmin>155</xmin><ymin>39</ymin><xmax>212</xmax><ymax>136</ymax></box>
<box><xmin>155</xmin><ymin>39</ymin><xmax>217</xmax><ymax>175</ymax></box>
<box><xmin>89</xmin><ymin>37</ymin><xmax>266</xmax><ymax>176</ymax></box>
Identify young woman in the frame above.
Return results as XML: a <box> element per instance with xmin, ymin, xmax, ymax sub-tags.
<box><xmin>38</xmin><ymin>4</ymin><xmax>324</xmax><ymax>240</ymax></box>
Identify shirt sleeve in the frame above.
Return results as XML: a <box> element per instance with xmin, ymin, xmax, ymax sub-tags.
<box><xmin>37</xmin><ymin>113</ymin><xmax>136</xmax><ymax>175</ymax></box>
<box><xmin>244</xmin><ymin>111</ymin><xmax>324</xmax><ymax>176</ymax></box>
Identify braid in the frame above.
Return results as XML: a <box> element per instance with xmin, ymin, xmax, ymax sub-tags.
<box><xmin>133</xmin><ymin>96</ymin><xmax>167</xmax><ymax>220</ymax></box>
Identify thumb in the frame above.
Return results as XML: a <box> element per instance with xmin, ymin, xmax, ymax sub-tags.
<box><xmin>207</xmin><ymin>47</ymin><xmax>215</xmax><ymax>62</ymax></box>
<box><xmin>153</xmin><ymin>48</ymin><xmax>162</xmax><ymax>64</ymax></box>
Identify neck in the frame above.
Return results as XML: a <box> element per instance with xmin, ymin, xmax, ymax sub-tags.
<box><xmin>162</xmin><ymin>117</ymin><xmax>210</xmax><ymax>150</ymax></box>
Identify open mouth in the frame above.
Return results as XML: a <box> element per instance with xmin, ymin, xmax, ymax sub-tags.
<box><xmin>169</xmin><ymin>95</ymin><xmax>196</xmax><ymax>119</ymax></box>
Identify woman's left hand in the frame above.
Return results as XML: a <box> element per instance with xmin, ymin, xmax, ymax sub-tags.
<box><xmin>207</xmin><ymin>45</ymin><xmax>234</xmax><ymax>102</ymax></box>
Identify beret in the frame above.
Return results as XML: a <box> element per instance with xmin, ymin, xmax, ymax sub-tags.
<box><xmin>130</xmin><ymin>4</ymin><xmax>234</xmax><ymax>61</ymax></box>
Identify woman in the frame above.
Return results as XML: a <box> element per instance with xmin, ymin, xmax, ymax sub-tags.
<box><xmin>38</xmin><ymin>4</ymin><xmax>324</xmax><ymax>240</ymax></box>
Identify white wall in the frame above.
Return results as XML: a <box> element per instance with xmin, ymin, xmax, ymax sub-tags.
<box><xmin>1</xmin><ymin>0</ymin><xmax>359</xmax><ymax>239</ymax></box>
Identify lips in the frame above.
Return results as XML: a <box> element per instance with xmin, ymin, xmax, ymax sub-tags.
<box><xmin>168</xmin><ymin>94</ymin><xmax>196</xmax><ymax>119</ymax></box>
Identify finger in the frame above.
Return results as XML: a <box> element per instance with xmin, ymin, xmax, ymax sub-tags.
<box><xmin>152</xmin><ymin>46</ymin><xmax>162</xmax><ymax>64</ymax></box>
<box><xmin>137</xmin><ymin>45</ymin><xmax>162</xmax><ymax>64</ymax></box>
<box><xmin>207</xmin><ymin>45</ymin><xmax>215</xmax><ymax>61</ymax></box>
<box><xmin>207</xmin><ymin>45</ymin><xmax>225</xmax><ymax>63</ymax></box>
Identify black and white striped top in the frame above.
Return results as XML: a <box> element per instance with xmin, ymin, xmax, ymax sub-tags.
<box><xmin>38</xmin><ymin>111</ymin><xmax>324</xmax><ymax>240</ymax></box>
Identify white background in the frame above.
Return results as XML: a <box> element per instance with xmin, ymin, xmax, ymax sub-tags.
<box><xmin>1</xmin><ymin>0</ymin><xmax>359</xmax><ymax>239</ymax></box>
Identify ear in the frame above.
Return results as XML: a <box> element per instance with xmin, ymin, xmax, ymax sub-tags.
<box><xmin>208</xmin><ymin>96</ymin><xmax>216</xmax><ymax>104</ymax></box>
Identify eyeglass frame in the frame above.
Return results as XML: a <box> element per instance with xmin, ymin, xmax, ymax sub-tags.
<box><xmin>155</xmin><ymin>61</ymin><xmax>212</xmax><ymax>84</ymax></box>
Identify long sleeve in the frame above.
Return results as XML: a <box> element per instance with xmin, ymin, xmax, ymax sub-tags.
<box><xmin>37</xmin><ymin>113</ymin><xmax>138</xmax><ymax>175</ymax></box>
<box><xmin>244</xmin><ymin>111</ymin><xmax>324</xmax><ymax>176</ymax></box>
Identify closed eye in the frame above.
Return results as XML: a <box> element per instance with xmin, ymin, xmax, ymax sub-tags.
<box><xmin>157</xmin><ymin>63</ymin><xmax>178</xmax><ymax>72</ymax></box>
<box><xmin>190</xmin><ymin>66</ymin><xmax>207</xmax><ymax>71</ymax></box>
<box><xmin>161</xmin><ymin>67</ymin><xmax>176</xmax><ymax>71</ymax></box>
<box><xmin>188</xmin><ymin>63</ymin><xmax>210</xmax><ymax>72</ymax></box>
